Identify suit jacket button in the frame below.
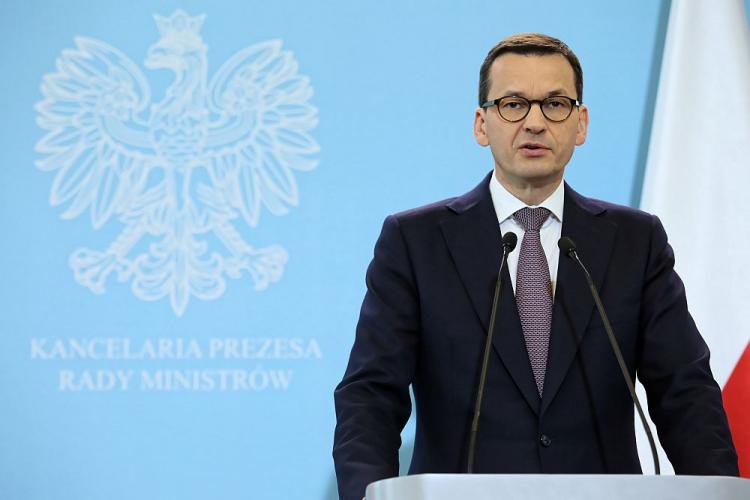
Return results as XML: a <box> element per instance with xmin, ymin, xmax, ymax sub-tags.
<box><xmin>540</xmin><ymin>434</ymin><xmax>552</xmax><ymax>447</ymax></box>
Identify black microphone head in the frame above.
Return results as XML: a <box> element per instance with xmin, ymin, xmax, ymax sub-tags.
<box><xmin>558</xmin><ymin>236</ymin><xmax>577</xmax><ymax>257</ymax></box>
<box><xmin>502</xmin><ymin>232</ymin><xmax>518</xmax><ymax>252</ymax></box>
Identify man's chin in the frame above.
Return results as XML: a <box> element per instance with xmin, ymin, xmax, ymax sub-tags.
<box><xmin>495</xmin><ymin>169</ymin><xmax>564</xmax><ymax>193</ymax></box>
<box><xmin>512</xmin><ymin>166</ymin><xmax>564</xmax><ymax>185</ymax></box>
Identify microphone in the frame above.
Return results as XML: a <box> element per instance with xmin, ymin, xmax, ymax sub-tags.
<box><xmin>466</xmin><ymin>231</ymin><xmax>517</xmax><ymax>473</ymax></box>
<box><xmin>558</xmin><ymin>236</ymin><xmax>661</xmax><ymax>475</ymax></box>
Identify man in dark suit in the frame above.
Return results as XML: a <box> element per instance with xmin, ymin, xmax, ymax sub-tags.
<box><xmin>333</xmin><ymin>33</ymin><xmax>738</xmax><ymax>500</ymax></box>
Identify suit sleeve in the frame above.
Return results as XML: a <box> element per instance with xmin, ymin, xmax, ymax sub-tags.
<box><xmin>333</xmin><ymin>215</ymin><xmax>420</xmax><ymax>500</ymax></box>
<box><xmin>637</xmin><ymin>215</ymin><xmax>738</xmax><ymax>475</ymax></box>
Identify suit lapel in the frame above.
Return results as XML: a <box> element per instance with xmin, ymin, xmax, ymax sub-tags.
<box><xmin>440</xmin><ymin>173</ymin><xmax>541</xmax><ymax>415</ymax></box>
<box><xmin>540</xmin><ymin>184</ymin><xmax>618</xmax><ymax>415</ymax></box>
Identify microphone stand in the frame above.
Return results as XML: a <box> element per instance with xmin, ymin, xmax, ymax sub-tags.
<box><xmin>559</xmin><ymin>237</ymin><xmax>660</xmax><ymax>475</ymax></box>
<box><xmin>466</xmin><ymin>232</ymin><xmax>517</xmax><ymax>473</ymax></box>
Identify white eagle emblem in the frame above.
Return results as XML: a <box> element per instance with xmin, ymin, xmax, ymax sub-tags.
<box><xmin>35</xmin><ymin>10</ymin><xmax>319</xmax><ymax>316</ymax></box>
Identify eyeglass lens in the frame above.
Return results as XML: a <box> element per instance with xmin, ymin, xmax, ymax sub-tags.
<box><xmin>498</xmin><ymin>96</ymin><xmax>573</xmax><ymax>122</ymax></box>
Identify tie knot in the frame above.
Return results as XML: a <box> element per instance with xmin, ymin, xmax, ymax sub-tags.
<box><xmin>513</xmin><ymin>207</ymin><xmax>551</xmax><ymax>231</ymax></box>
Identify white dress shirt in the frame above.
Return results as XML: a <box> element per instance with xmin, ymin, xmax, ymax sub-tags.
<box><xmin>488</xmin><ymin>173</ymin><xmax>564</xmax><ymax>296</ymax></box>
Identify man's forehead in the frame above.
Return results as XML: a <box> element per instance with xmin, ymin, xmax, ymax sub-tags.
<box><xmin>489</xmin><ymin>53</ymin><xmax>577</xmax><ymax>96</ymax></box>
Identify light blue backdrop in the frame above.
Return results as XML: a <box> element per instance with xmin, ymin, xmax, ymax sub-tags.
<box><xmin>1</xmin><ymin>1</ymin><xmax>748</xmax><ymax>499</ymax></box>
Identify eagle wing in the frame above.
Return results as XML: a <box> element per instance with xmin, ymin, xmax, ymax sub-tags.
<box><xmin>35</xmin><ymin>37</ymin><xmax>156</xmax><ymax>229</ymax></box>
<box><xmin>203</xmin><ymin>40</ymin><xmax>319</xmax><ymax>227</ymax></box>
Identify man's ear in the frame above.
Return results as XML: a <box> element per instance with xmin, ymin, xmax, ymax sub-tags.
<box><xmin>474</xmin><ymin>107</ymin><xmax>489</xmax><ymax>146</ymax></box>
<box><xmin>575</xmin><ymin>104</ymin><xmax>589</xmax><ymax>146</ymax></box>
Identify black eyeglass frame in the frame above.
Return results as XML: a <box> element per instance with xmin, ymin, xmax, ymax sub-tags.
<box><xmin>480</xmin><ymin>95</ymin><xmax>581</xmax><ymax>123</ymax></box>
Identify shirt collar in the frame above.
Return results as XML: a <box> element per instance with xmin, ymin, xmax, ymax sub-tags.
<box><xmin>489</xmin><ymin>172</ymin><xmax>565</xmax><ymax>225</ymax></box>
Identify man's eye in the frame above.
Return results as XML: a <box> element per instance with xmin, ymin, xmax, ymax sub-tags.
<box><xmin>502</xmin><ymin>100</ymin><xmax>525</xmax><ymax>110</ymax></box>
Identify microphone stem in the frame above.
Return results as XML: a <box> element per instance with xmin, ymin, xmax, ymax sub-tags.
<box><xmin>571</xmin><ymin>251</ymin><xmax>661</xmax><ymax>475</ymax></box>
<box><xmin>467</xmin><ymin>246</ymin><xmax>510</xmax><ymax>473</ymax></box>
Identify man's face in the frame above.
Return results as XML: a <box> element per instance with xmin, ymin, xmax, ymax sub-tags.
<box><xmin>473</xmin><ymin>53</ymin><xmax>588</xmax><ymax>192</ymax></box>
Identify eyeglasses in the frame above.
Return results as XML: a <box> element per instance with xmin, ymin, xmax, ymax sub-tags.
<box><xmin>480</xmin><ymin>95</ymin><xmax>581</xmax><ymax>123</ymax></box>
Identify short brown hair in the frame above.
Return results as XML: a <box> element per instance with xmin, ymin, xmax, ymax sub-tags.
<box><xmin>478</xmin><ymin>33</ymin><xmax>583</xmax><ymax>106</ymax></box>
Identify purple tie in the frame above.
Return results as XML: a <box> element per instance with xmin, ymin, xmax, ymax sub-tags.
<box><xmin>514</xmin><ymin>207</ymin><xmax>552</xmax><ymax>396</ymax></box>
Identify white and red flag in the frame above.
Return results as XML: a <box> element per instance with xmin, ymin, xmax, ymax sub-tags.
<box><xmin>640</xmin><ymin>0</ymin><xmax>750</xmax><ymax>477</ymax></box>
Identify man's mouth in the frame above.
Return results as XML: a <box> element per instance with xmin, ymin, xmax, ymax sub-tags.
<box><xmin>520</xmin><ymin>142</ymin><xmax>548</xmax><ymax>150</ymax></box>
<box><xmin>519</xmin><ymin>142</ymin><xmax>550</xmax><ymax>156</ymax></box>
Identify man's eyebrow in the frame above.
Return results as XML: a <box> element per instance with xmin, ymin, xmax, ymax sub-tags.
<box><xmin>498</xmin><ymin>88</ymin><xmax>572</xmax><ymax>98</ymax></box>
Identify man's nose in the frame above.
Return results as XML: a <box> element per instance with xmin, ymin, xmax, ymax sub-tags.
<box><xmin>523</xmin><ymin>102</ymin><xmax>547</xmax><ymax>133</ymax></box>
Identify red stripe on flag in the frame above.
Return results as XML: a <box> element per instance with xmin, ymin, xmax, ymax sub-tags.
<box><xmin>723</xmin><ymin>340</ymin><xmax>750</xmax><ymax>477</ymax></box>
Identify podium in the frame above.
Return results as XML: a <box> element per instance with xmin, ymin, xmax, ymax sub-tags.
<box><xmin>366</xmin><ymin>474</ymin><xmax>750</xmax><ymax>500</ymax></box>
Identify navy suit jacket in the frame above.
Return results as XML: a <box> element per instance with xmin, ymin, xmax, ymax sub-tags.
<box><xmin>333</xmin><ymin>174</ymin><xmax>738</xmax><ymax>500</ymax></box>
